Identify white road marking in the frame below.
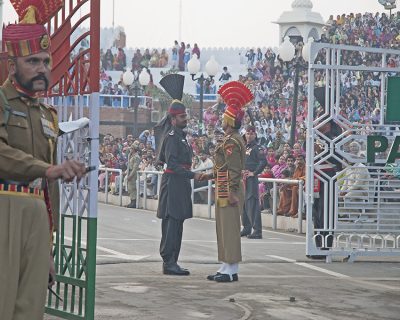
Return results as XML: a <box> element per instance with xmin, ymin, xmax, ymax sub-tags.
<box><xmin>267</xmin><ymin>255</ymin><xmax>350</xmax><ymax>278</ymax></box>
<box><xmin>96</xmin><ymin>237</ymin><xmax>305</xmax><ymax>245</ymax></box>
<box><xmin>267</xmin><ymin>255</ymin><xmax>400</xmax><ymax>291</ymax></box>
<box><xmin>65</xmin><ymin>236</ymin><xmax>150</xmax><ymax>261</ymax></box>
<box><xmin>98</xmin><ymin>254</ymin><xmax>150</xmax><ymax>261</ymax></box>
<box><xmin>96</xmin><ymin>274</ymin><xmax>327</xmax><ymax>279</ymax></box>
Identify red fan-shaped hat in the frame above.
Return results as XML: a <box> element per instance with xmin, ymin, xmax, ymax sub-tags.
<box><xmin>218</xmin><ymin>81</ymin><xmax>253</xmax><ymax>109</ymax></box>
<box><xmin>218</xmin><ymin>81</ymin><xmax>253</xmax><ymax>127</ymax></box>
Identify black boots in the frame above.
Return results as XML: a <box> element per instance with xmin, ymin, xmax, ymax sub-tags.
<box><xmin>125</xmin><ymin>200</ymin><xmax>136</xmax><ymax>208</ymax></box>
<box><xmin>163</xmin><ymin>263</ymin><xmax>190</xmax><ymax>276</ymax></box>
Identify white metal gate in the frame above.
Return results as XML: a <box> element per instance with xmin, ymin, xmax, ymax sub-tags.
<box><xmin>45</xmin><ymin>94</ymin><xmax>99</xmax><ymax>319</ymax></box>
<box><xmin>305</xmin><ymin>42</ymin><xmax>400</xmax><ymax>262</ymax></box>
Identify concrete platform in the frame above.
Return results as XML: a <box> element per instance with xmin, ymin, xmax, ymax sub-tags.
<box><xmin>44</xmin><ymin>203</ymin><xmax>400</xmax><ymax>320</ymax></box>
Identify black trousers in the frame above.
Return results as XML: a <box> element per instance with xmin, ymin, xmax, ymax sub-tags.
<box><xmin>160</xmin><ymin>217</ymin><xmax>184</xmax><ymax>265</ymax></box>
<box><xmin>242</xmin><ymin>196</ymin><xmax>262</xmax><ymax>234</ymax></box>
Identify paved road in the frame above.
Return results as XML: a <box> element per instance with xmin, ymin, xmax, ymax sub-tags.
<box><xmin>46</xmin><ymin>203</ymin><xmax>400</xmax><ymax>320</ymax></box>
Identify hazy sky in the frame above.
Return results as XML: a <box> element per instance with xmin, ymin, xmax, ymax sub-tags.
<box><xmin>1</xmin><ymin>0</ymin><xmax>395</xmax><ymax>48</ymax></box>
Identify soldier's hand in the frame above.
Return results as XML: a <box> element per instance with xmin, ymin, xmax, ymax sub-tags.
<box><xmin>194</xmin><ymin>173</ymin><xmax>203</xmax><ymax>181</ymax></box>
<box><xmin>46</xmin><ymin>160</ymin><xmax>87</xmax><ymax>182</ymax></box>
<box><xmin>201</xmin><ymin>173</ymin><xmax>213</xmax><ymax>181</ymax></box>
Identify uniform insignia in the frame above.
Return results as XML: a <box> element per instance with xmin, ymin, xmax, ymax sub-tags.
<box><xmin>225</xmin><ymin>143</ymin><xmax>234</xmax><ymax>156</ymax></box>
<box><xmin>169</xmin><ymin>130</ymin><xmax>174</xmax><ymax>136</ymax></box>
<box><xmin>40</xmin><ymin>34</ymin><xmax>50</xmax><ymax>50</ymax></box>
<box><xmin>10</xmin><ymin>110</ymin><xmax>27</xmax><ymax>118</ymax></box>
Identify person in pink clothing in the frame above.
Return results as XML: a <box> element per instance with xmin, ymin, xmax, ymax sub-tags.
<box><xmin>271</xmin><ymin>155</ymin><xmax>287</xmax><ymax>179</ymax></box>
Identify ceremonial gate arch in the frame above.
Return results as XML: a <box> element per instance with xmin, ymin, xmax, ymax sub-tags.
<box><xmin>45</xmin><ymin>1</ymin><xmax>100</xmax><ymax>319</ymax></box>
<box><xmin>305</xmin><ymin>42</ymin><xmax>400</xmax><ymax>262</ymax></box>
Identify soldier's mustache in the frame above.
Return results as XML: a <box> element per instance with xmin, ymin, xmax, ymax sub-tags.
<box><xmin>32</xmin><ymin>75</ymin><xmax>49</xmax><ymax>87</ymax></box>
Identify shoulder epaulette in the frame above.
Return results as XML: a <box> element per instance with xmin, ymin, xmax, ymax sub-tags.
<box><xmin>40</xmin><ymin>102</ymin><xmax>59</xmax><ymax>136</ymax></box>
<box><xmin>40</xmin><ymin>102</ymin><xmax>58</xmax><ymax>114</ymax></box>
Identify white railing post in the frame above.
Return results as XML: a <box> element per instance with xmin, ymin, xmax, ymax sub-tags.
<box><xmin>99</xmin><ymin>168</ymin><xmax>123</xmax><ymax>206</ymax></box>
<box><xmin>136</xmin><ymin>171</ymin><xmax>140</xmax><ymax>209</ymax></box>
<box><xmin>118</xmin><ymin>169</ymin><xmax>123</xmax><ymax>206</ymax></box>
<box><xmin>298</xmin><ymin>180</ymin><xmax>304</xmax><ymax>234</ymax></box>
<box><xmin>272</xmin><ymin>181</ymin><xmax>277</xmax><ymax>230</ymax></box>
<box><xmin>105</xmin><ymin>169</ymin><xmax>109</xmax><ymax>204</ymax></box>
<box><xmin>143</xmin><ymin>172</ymin><xmax>147</xmax><ymax>209</ymax></box>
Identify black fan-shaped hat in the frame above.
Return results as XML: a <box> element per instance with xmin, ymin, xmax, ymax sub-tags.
<box><xmin>159</xmin><ymin>74</ymin><xmax>185</xmax><ymax>101</ymax></box>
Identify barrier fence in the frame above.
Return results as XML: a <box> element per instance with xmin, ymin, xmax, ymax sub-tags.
<box><xmin>48</xmin><ymin>94</ymin><xmax>153</xmax><ymax>109</ymax></box>
<box><xmin>259</xmin><ymin>178</ymin><xmax>304</xmax><ymax>234</ymax></box>
<box><xmin>98</xmin><ymin>166</ymin><xmax>305</xmax><ymax>233</ymax></box>
<box><xmin>99</xmin><ymin>167</ymin><xmax>123</xmax><ymax>206</ymax></box>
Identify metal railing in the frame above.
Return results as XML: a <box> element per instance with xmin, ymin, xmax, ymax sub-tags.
<box><xmin>134</xmin><ymin>168</ymin><xmax>304</xmax><ymax>232</ymax></box>
<box><xmin>191</xmin><ymin>166</ymin><xmax>214</xmax><ymax>219</ymax></box>
<box><xmin>136</xmin><ymin>166</ymin><xmax>214</xmax><ymax>217</ymax></box>
<box><xmin>99</xmin><ymin>167</ymin><xmax>123</xmax><ymax>206</ymax></box>
<box><xmin>48</xmin><ymin>94</ymin><xmax>153</xmax><ymax>109</ymax></box>
<box><xmin>259</xmin><ymin>178</ymin><xmax>304</xmax><ymax>234</ymax></box>
<box><xmin>193</xmin><ymin>93</ymin><xmax>217</xmax><ymax>102</ymax></box>
<box><xmin>136</xmin><ymin>170</ymin><xmax>163</xmax><ymax>210</ymax></box>
<box><xmin>98</xmin><ymin>94</ymin><xmax>153</xmax><ymax>109</ymax></box>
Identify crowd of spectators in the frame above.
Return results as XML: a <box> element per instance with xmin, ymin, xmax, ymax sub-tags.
<box><xmin>100</xmin><ymin>41</ymin><xmax>202</xmax><ymax>72</ymax></box>
<box><xmin>99</xmin><ymin>11</ymin><xmax>400</xmax><ymax>215</ymax></box>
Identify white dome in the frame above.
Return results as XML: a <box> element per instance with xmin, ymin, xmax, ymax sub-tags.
<box><xmin>292</xmin><ymin>0</ymin><xmax>313</xmax><ymax>10</ymax></box>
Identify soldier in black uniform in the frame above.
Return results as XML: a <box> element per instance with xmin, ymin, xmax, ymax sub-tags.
<box><xmin>155</xmin><ymin>74</ymin><xmax>202</xmax><ymax>275</ymax></box>
<box><xmin>241</xmin><ymin>126</ymin><xmax>268</xmax><ymax>239</ymax></box>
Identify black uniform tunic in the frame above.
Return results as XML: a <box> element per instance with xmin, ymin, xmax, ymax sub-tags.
<box><xmin>242</xmin><ymin>140</ymin><xmax>267</xmax><ymax>235</ymax></box>
<box><xmin>157</xmin><ymin>127</ymin><xmax>195</xmax><ymax>220</ymax></box>
<box><xmin>157</xmin><ymin>126</ymin><xmax>195</xmax><ymax>265</ymax></box>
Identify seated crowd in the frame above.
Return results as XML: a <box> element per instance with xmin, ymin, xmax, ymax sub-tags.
<box><xmin>99</xmin><ymin>11</ymin><xmax>400</xmax><ymax>215</ymax></box>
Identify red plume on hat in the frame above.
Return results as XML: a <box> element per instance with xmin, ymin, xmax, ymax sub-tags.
<box><xmin>218</xmin><ymin>81</ymin><xmax>253</xmax><ymax>127</ymax></box>
<box><xmin>10</xmin><ymin>0</ymin><xmax>64</xmax><ymax>25</ymax></box>
<box><xmin>3</xmin><ymin>0</ymin><xmax>63</xmax><ymax>57</ymax></box>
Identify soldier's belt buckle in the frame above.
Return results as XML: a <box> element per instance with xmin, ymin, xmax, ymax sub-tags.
<box><xmin>29</xmin><ymin>178</ymin><xmax>43</xmax><ymax>189</ymax></box>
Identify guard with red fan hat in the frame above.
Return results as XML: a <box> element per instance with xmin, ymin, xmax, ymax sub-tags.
<box><xmin>0</xmin><ymin>2</ymin><xmax>87</xmax><ymax>319</ymax></box>
<box><xmin>200</xmin><ymin>81</ymin><xmax>252</xmax><ymax>282</ymax></box>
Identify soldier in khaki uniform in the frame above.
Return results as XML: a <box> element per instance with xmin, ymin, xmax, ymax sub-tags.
<box><xmin>126</xmin><ymin>145</ymin><xmax>141</xmax><ymax>208</ymax></box>
<box><xmin>0</xmin><ymin>5</ymin><xmax>87</xmax><ymax>320</ymax></box>
<box><xmin>201</xmin><ymin>81</ymin><xmax>253</xmax><ymax>282</ymax></box>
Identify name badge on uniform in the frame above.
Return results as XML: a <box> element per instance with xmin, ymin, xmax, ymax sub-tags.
<box><xmin>41</xmin><ymin>118</ymin><xmax>58</xmax><ymax>139</ymax></box>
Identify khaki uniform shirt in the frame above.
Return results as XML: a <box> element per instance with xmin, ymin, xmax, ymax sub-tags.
<box><xmin>214</xmin><ymin>131</ymin><xmax>245</xmax><ymax>206</ymax></box>
<box><xmin>0</xmin><ymin>79</ymin><xmax>59</xmax><ymax>226</ymax></box>
<box><xmin>127</xmin><ymin>153</ymin><xmax>141</xmax><ymax>183</ymax></box>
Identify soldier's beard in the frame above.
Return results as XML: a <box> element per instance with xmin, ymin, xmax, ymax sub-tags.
<box><xmin>15</xmin><ymin>71</ymin><xmax>49</xmax><ymax>92</ymax></box>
